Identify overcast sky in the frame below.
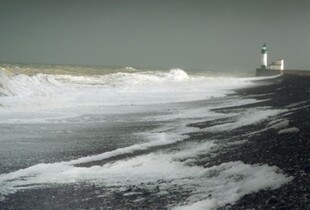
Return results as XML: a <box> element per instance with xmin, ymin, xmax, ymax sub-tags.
<box><xmin>1</xmin><ymin>0</ymin><xmax>310</xmax><ymax>71</ymax></box>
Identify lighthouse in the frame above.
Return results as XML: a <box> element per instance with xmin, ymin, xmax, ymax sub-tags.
<box><xmin>261</xmin><ymin>43</ymin><xmax>267</xmax><ymax>69</ymax></box>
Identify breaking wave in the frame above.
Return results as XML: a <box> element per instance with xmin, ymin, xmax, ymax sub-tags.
<box><xmin>0</xmin><ymin>68</ymin><xmax>259</xmax><ymax>109</ymax></box>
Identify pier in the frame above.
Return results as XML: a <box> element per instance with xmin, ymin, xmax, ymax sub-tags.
<box><xmin>256</xmin><ymin>69</ymin><xmax>310</xmax><ymax>77</ymax></box>
<box><xmin>256</xmin><ymin>44</ymin><xmax>310</xmax><ymax>77</ymax></box>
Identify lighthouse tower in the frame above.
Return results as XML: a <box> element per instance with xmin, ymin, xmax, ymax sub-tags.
<box><xmin>261</xmin><ymin>44</ymin><xmax>268</xmax><ymax>69</ymax></box>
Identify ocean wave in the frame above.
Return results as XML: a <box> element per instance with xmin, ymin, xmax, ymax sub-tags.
<box><xmin>0</xmin><ymin>73</ymin><xmax>15</xmax><ymax>96</ymax></box>
<box><xmin>0</xmin><ymin>68</ymin><xmax>263</xmax><ymax>112</ymax></box>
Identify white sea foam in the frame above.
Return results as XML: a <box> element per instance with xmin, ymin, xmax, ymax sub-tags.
<box><xmin>0</xmin><ymin>141</ymin><xmax>215</xmax><ymax>198</ymax></box>
<box><xmin>202</xmin><ymin>108</ymin><xmax>286</xmax><ymax>133</ymax></box>
<box><xmin>142</xmin><ymin>96</ymin><xmax>269</xmax><ymax>126</ymax></box>
<box><xmin>0</xmin><ymin>69</ymin><xmax>258</xmax><ymax>110</ymax></box>
<box><xmin>173</xmin><ymin>161</ymin><xmax>291</xmax><ymax>210</ymax></box>
<box><xmin>0</xmin><ymin>69</ymin><xmax>265</xmax><ymax>124</ymax></box>
<box><xmin>0</xmin><ymin>147</ymin><xmax>292</xmax><ymax>209</ymax></box>
<box><xmin>278</xmin><ymin>127</ymin><xmax>300</xmax><ymax>135</ymax></box>
<box><xmin>270</xmin><ymin>119</ymin><xmax>290</xmax><ymax>130</ymax></box>
<box><xmin>0</xmin><ymin>99</ymin><xmax>291</xmax><ymax>209</ymax></box>
<box><xmin>124</xmin><ymin>66</ymin><xmax>136</xmax><ymax>71</ymax></box>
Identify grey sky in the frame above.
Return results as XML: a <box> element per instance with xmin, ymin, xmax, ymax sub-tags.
<box><xmin>1</xmin><ymin>0</ymin><xmax>310</xmax><ymax>71</ymax></box>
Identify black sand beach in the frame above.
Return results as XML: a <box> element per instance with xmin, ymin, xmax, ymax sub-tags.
<box><xmin>1</xmin><ymin>75</ymin><xmax>309</xmax><ymax>210</ymax></box>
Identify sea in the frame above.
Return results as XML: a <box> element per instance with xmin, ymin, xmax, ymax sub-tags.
<box><xmin>0</xmin><ymin>64</ymin><xmax>291</xmax><ymax>209</ymax></box>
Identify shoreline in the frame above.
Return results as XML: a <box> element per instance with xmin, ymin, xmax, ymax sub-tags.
<box><xmin>203</xmin><ymin>75</ymin><xmax>310</xmax><ymax>209</ymax></box>
<box><xmin>0</xmin><ymin>75</ymin><xmax>309</xmax><ymax>209</ymax></box>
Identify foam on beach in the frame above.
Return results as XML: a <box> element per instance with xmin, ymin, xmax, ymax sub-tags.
<box><xmin>270</xmin><ymin>119</ymin><xmax>290</xmax><ymax>130</ymax></box>
<box><xmin>278</xmin><ymin>127</ymin><xmax>300</xmax><ymax>135</ymax></box>
<box><xmin>0</xmin><ymin>143</ymin><xmax>292</xmax><ymax>209</ymax></box>
<box><xmin>201</xmin><ymin>108</ymin><xmax>286</xmax><ymax>133</ymax></box>
<box><xmin>0</xmin><ymin>96</ymin><xmax>291</xmax><ymax>207</ymax></box>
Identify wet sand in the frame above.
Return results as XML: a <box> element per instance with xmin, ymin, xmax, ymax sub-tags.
<box><xmin>0</xmin><ymin>118</ymin><xmax>160</xmax><ymax>174</ymax></box>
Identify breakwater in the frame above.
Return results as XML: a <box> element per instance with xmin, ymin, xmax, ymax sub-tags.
<box><xmin>256</xmin><ymin>69</ymin><xmax>310</xmax><ymax>77</ymax></box>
